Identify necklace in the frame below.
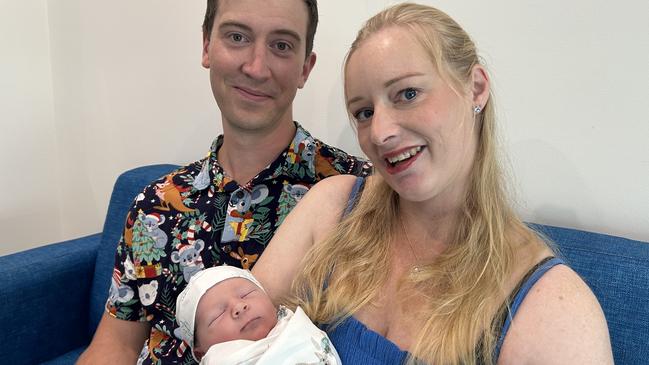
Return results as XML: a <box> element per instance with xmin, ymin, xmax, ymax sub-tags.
<box><xmin>399</xmin><ymin>216</ymin><xmax>421</xmax><ymax>273</ymax></box>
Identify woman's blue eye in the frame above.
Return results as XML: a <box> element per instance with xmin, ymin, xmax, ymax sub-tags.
<box><xmin>402</xmin><ymin>88</ymin><xmax>418</xmax><ymax>101</ymax></box>
<box><xmin>354</xmin><ymin>109</ymin><xmax>374</xmax><ymax>122</ymax></box>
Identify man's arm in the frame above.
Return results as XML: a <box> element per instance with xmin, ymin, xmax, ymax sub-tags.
<box><xmin>77</xmin><ymin>313</ymin><xmax>150</xmax><ymax>365</ymax></box>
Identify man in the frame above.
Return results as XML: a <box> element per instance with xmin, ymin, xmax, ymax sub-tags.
<box><xmin>78</xmin><ymin>0</ymin><xmax>370</xmax><ymax>364</ymax></box>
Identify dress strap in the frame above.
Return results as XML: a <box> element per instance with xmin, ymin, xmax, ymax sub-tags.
<box><xmin>324</xmin><ymin>177</ymin><xmax>366</xmax><ymax>292</ymax></box>
<box><xmin>493</xmin><ymin>256</ymin><xmax>566</xmax><ymax>361</ymax></box>
<box><xmin>343</xmin><ymin>176</ymin><xmax>366</xmax><ymax>217</ymax></box>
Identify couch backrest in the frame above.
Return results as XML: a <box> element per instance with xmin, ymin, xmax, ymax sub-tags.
<box><xmin>532</xmin><ymin>224</ymin><xmax>649</xmax><ymax>365</ymax></box>
<box><xmin>87</xmin><ymin>166</ymin><xmax>649</xmax><ymax>363</ymax></box>
<box><xmin>88</xmin><ymin>164</ymin><xmax>180</xmax><ymax>336</ymax></box>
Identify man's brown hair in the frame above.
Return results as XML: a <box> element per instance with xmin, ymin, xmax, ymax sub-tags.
<box><xmin>202</xmin><ymin>0</ymin><xmax>318</xmax><ymax>59</ymax></box>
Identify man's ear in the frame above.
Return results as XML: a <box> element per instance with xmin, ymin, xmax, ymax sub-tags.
<box><xmin>201</xmin><ymin>33</ymin><xmax>211</xmax><ymax>69</ymax></box>
<box><xmin>297</xmin><ymin>52</ymin><xmax>317</xmax><ymax>89</ymax></box>
<box><xmin>470</xmin><ymin>64</ymin><xmax>490</xmax><ymax>107</ymax></box>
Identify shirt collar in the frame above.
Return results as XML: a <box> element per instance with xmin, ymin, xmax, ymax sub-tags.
<box><xmin>199</xmin><ymin>122</ymin><xmax>317</xmax><ymax>192</ymax></box>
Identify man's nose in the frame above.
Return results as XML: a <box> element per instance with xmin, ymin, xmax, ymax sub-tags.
<box><xmin>241</xmin><ymin>43</ymin><xmax>271</xmax><ymax>80</ymax></box>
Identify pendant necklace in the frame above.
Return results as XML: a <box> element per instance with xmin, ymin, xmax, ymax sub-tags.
<box><xmin>400</xmin><ymin>216</ymin><xmax>421</xmax><ymax>273</ymax></box>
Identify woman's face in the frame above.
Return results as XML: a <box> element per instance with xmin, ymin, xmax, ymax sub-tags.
<box><xmin>345</xmin><ymin>26</ymin><xmax>480</xmax><ymax>208</ymax></box>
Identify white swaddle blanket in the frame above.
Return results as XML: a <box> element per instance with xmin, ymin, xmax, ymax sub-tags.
<box><xmin>201</xmin><ymin>306</ymin><xmax>341</xmax><ymax>365</ymax></box>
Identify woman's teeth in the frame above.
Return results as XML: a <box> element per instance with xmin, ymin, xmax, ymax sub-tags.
<box><xmin>386</xmin><ymin>146</ymin><xmax>422</xmax><ymax>165</ymax></box>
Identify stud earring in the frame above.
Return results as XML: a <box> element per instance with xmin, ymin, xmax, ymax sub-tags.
<box><xmin>473</xmin><ymin>105</ymin><xmax>482</xmax><ymax>114</ymax></box>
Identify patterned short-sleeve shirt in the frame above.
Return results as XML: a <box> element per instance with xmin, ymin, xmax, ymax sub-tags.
<box><xmin>107</xmin><ymin>122</ymin><xmax>371</xmax><ymax>365</ymax></box>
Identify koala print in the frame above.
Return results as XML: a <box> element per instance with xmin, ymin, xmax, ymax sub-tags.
<box><xmin>299</xmin><ymin>139</ymin><xmax>316</xmax><ymax>168</ymax></box>
<box><xmin>109</xmin><ymin>269</ymin><xmax>135</xmax><ymax>304</ymax></box>
<box><xmin>222</xmin><ymin>185</ymin><xmax>269</xmax><ymax>243</ymax></box>
<box><xmin>284</xmin><ymin>183</ymin><xmax>309</xmax><ymax>202</ymax></box>
<box><xmin>141</xmin><ymin>213</ymin><xmax>168</xmax><ymax>249</ymax></box>
<box><xmin>123</xmin><ymin>255</ymin><xmax>137</xmax><ymax>281</ymax></box>
<box><xmin>171</xmin><ymin>239</ymin><xmax>205</xmax><ymax>282</ymax></box>
<box><xmin>192</xmin><ymin>160</ymin><xmax>211</xmax><ymax>191</ymax></box>
<box><xmin>139</xmin><ymin>281</ymin><xmax>159</xmax><ymax>306</ymax></box>
<box><xmin>229</xmin><ymin>185</ymin><xmax>269</xmax><ymax>212</ymax></box>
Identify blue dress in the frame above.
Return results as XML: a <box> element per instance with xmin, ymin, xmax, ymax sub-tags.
<box><xmin>328</xmin><ymin>177</ymin><xmax>565</xmax><ymax>364</ymax></box>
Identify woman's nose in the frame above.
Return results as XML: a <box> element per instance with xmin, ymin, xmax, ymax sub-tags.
<box><xmin>370</xmin><ymin>107</ymin><xmax>399</xmax><ymax>146</ymax></box>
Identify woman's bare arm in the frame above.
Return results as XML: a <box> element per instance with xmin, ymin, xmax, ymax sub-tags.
<box><xmin>252</xmin><ymin>174</ymin><xmax>358</xmax><ymax>304</ymax></box>
<box><xmin>498</xmin><ymin>265</ymin><xmax>613</xmax><ymax>364</ymax></box>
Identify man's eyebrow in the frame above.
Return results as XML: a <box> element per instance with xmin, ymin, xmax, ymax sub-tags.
<box><xmin>218</xmin><ymin>21</ymin><xmax>253</xmax><ymax>33</ymax></box>
<box><xmin>272</xmin><ymin>29</ymin><xmax>301</xmax><ymax>43</ymax></box>
<box><xmin>218</xmin><ymin>21</ymin><xmax>301</xmax><ymax>43</ymax></box>
<box><xmin>346</xmin><ymin>72</ymin><xmax>425</xmax><ymax>108</ymax></box>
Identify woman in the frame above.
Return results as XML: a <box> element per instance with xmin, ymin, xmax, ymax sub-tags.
<box><xmin>253</xmin><ymin>3</ymin><xmax>613</xmax><ymax>364</ymax></box>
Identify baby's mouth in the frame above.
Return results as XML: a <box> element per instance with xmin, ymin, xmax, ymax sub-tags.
<box><xmin>241</xmin><ymin>316</ymin><xmax>261</xmax><ymax>332</ymax></box>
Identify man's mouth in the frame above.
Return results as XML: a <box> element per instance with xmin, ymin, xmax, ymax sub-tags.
<box><xmin>385</xmin><ymin>146</ymin><xmax>424</xmax><ymax>168</ymax></box>
<box><xmin>235</xmin><ymin>86</ymin><xmax>271</xmax><ymax>100</ymax></box>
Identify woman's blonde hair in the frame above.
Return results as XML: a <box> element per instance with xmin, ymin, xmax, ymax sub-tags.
<box><xmin>290</xmin><ymin>3</ymin><xmax>546</xmax><ymax>364</ymax></box>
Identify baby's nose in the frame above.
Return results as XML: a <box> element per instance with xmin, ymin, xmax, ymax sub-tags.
<box><xmin>233</xmin><ymin>302</ymin><xmax>249</xmax><ymax>317</ymax></box>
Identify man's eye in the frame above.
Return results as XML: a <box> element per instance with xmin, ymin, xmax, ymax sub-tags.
<box><xmin>353</xmin><ymin>109</ymin><xmax>374</xmax><ymax>122</ymax></box>
<box><xmin>274</xmin><ymin>41</ymin><xmax>292</xmax><ymax>51</ymax></box>
<box><xmin>228</xmin><ymin>33</ymin><xmax>246</xmax><ymax>43</ymax></box>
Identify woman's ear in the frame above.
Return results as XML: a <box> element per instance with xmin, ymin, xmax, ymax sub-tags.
<box><xmin>470</xmin><ymin>64</ymin><xmax>490</xmax><ymax>108</ymax></box>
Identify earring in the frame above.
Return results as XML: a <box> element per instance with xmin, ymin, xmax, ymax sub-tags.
<box><xmin>473</xmin><ymin>105</ymin><xmax>482</xmax><ymax>114</ymax></box>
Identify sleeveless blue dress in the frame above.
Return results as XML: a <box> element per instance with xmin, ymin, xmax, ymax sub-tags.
<box><xmin>326</xmin><ymin>177</ymin><xmax>565</xmax><ymax>364</ymax></box>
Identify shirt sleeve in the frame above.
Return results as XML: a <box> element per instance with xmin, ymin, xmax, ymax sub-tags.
<box><xmin>104</xmin><ymin>187</ymin><xmax>157</xmax><ymax>322</ymax></box>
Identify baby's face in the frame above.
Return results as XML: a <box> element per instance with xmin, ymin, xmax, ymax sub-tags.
<box><xmin>194</xmin><ymin>277</ymin><xmax>277</xmax><ymax>353</ymax></box>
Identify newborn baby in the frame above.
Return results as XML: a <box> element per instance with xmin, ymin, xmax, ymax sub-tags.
<box><xmin>175</xmin><ymin>266</ymin><xmax>341</xmax><ymax>364</ymax></box>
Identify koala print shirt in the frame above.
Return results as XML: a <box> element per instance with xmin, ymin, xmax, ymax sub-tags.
<box><xmin>107</xmin><ymin>122</ymin><xmax>372</xmax><ymax>365</ymax></box>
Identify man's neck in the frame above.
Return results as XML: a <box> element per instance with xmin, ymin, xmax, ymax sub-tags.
<box><xmin>217</xmin><ymin>120</ymin><xmax>297</xmax><ymax>185</ymax></box>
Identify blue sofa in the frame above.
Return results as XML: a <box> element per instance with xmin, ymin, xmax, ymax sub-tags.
<box><xmin>0</xmin><ymin>164</ymin><xmax>647</xmax><ymax>364</ymax></box>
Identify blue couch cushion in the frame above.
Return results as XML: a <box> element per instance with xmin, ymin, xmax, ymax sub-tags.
<box><xmin>0</xmin><ymin>234</ymin><xmax>100</xmax><ymax>365</ymax></box>
<box><xmin>532</xmin><ymin>224</ymin><xmax>649</xmax><ymax>365</ymax></box>
<box><xmin>40</xmin><ymin>347</ymin><xmax>86</xmax><ymax>365</ymax></box>
<box><xmin>88</xmin><ymin>164</ymin><xmax>180</xmax><ymax>336</ymax></box>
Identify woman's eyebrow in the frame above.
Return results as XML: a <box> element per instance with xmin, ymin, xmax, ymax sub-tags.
<box><xmin>383</xmin><ymin>72</ymin><xmax>425</xmax><ymax>88</ymax></box>
<box><xmin>346</xmin><ymin>72</ymin><xmax>425</xmax><ymax>108</ymax></box>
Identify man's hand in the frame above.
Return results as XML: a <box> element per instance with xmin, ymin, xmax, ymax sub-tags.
<box><xmin>77</xmin><ymin>312</ymin><xmax>150</xmax><ymax>365</ymax></box>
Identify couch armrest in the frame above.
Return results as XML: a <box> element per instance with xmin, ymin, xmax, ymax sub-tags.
<box><xmin>0</xmin><ymin>234</ymin><xmax>101</xmax><ymax>365</ymax></box>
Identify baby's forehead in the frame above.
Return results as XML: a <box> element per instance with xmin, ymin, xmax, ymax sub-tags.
<box><xmin>208</xmin><ymin>276</ymin><xmax>259</xmax><ymax>294</ymax></box>
<box><xmin>220</xmin><ymin>276</ymin><xmax>256</xmax><ymax>286</ymax></box>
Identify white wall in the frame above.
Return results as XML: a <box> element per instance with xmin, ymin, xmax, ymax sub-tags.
<box><xmin>0</xmin><ymin>0</ymin><xmax>63</xmax><ymax>252</ymax></box>
<box><xmin>1</xmin><ymin>0</ymin><xmax>647</xmax><ymax>255</ymax></box>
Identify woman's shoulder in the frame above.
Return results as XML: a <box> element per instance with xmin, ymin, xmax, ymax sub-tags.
<box><xmin>498</xmin><ymin>255</ymin><xmax>613</xmax><ymax>364</ymax></box>
<box><xmin>308</xmin><ymin>174</ymin><xmax>362</xmax><ymax>196</ymax></box>
<box><xmin>295</xmin><ymin>174</ymin><xmax>359</xmax><ymax>211</ymax></box>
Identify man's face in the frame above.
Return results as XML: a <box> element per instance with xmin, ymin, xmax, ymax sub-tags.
<box><xmin>202</xmin><ymin>0</ymin><xmax>316</xmax><ymax>135</ymax></box>
<box><xmin>194</xmin><ymin>278</ymin><xmax>277</xmax><ymax>357</ymax></box>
